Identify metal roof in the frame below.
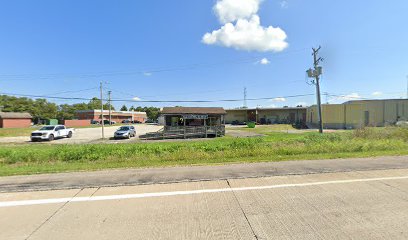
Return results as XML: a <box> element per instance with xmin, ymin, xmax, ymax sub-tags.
<box><xmin>226</xmin><ymin>107</ymin><xmax>307</xmax><ymax>111</ymax></box>
<box><xmin>161</xmin><ymin>107</ymin><xmax>226</xmax><ymax>115</ymax></box>
<box><xmin>0</xmin><ymin>112</ymin><xmax>32</xmax><ymax>119</ymax></box>
<box><xmin>344</xmin><ymin>99</ymin><xmax>408</xmax><ymax>104</ymax></box>
<box><xmin>75</xmin><ymin>110</ymin><xmax>147</xmax><ymax>115</ymax></box>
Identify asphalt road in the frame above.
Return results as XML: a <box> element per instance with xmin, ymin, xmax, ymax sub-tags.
<box><xmin>1</xmin><ymin>167</ymin><xmax>408</xmax><ymax>239</ymax></box>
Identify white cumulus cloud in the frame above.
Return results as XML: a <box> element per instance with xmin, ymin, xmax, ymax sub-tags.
<box><xmin>214</xmin><ymin>0</ymin><xmax>261</xmax><ymax>24</ymax></box>
<box><xmin>372</xmin><ymin>91</ymin><xmax>383</xmax><ymax>96</ymax></box>
<box><xmin>269</xmin><ymin>97</ymin><xmax>286</xmax><ymax>102</ymax></box>
<box><xmin>260</xmin><ymin>58</ymin><xmax>270</xmax><ymax>65</ymax></box>
<box><xmin>338</xmin><ymin>93</ymin><xmax>362</xmax><ymax>101</ymax></box>
<box><xmin>280</xmin><ymin>0</ymin><xmax>288</xmax><ymax>9</ymax></box>
<box><xmin>133</xmin><ymin>97</ymin><xmax>141</xmax><ymax>101</ymax></box>
<box><xmin>202</xmin><ymin>0</ymin><xmax>288</xmax><ymax>52</ymax></box>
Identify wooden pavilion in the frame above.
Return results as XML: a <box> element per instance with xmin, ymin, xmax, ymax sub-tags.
<box><xmin>144</xmin><ymin>107</ymin><xmax>226</xmax><ymax>139</ymax></box>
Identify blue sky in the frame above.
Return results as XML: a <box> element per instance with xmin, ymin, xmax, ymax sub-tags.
<box><xmin>0</xmin><ymin>0</ymin><xmax>407</xmax><ymax>109</ymax></box>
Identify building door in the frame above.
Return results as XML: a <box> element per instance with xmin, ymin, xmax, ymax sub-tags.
<box><xmin>289</xmin><ymin>113</ymin><xmax>296</xmax><ymax>123</ymax></box>
<box><xmin>247</xmin><ymin>111</ymin><xmax>256</xmax><ymax>122</ymax></box>
<box><xmin>364</xmin><ymin>111</ymin><xmax>369</xmax><ymax>126</ymax></box>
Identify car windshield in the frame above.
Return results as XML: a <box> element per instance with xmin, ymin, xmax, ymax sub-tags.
<box><xmin>118</xmin><ymin>127</ymin><xmax>130</xmax><ymax>131</ymax></box>
<box><xmin>40</xmin><ymin>126</ymin><xmax>55</xmax><ymax>131</ymax></box>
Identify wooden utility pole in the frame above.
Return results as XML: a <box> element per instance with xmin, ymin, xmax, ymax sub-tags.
<box><xmin>108</xmin><ymin>90</ymin><xmax>112</xmax><ymax>125</ymax></box>
<box><xmin>100</xmin><ymin>82</ymin><xmax>105</xmax><ymax>139</ymax></box>
<box><xmin>307</xmin><ymin>46</ymin><xmax>324</xmax><ymax>133</ymax></box>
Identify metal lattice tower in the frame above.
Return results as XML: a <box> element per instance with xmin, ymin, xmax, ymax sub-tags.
<box><xmin>243</xmin><ymin>87</ymin><xmax>247</xmax><ymax>108</ymax></box>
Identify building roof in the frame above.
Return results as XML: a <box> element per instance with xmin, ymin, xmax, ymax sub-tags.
<box><xmin>226</xmin><ymin>107</ymin><xmax>307</xmax><ymax>111</ymax></box>
<box><xmin>75</xmin><ymin>110</ymin><xmax>147</xmax><ymax>115</ymax></box>
<box><xmin>161</xmin><ymin>107</ymin><xmax>227</xmax><ymax>115</ymax></box>
<box><xmin>0</xmin><ymin>112</ymin><xmax>32</xmax><ymax>119</ymax></box>
<box><xmin>344</xmin><ymin>98</ymin><xmax>408</xmax><ymax>104</ymax></box>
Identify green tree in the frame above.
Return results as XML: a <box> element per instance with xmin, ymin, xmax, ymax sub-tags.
<box><xmin>86</xmin><ymin>97</ymin><xmax>112</xmax><ymax>110</ymax></box>
<box><xmin>131</xmin><ymin>106</ymin><xmax>161</xmax><ymax>120</ymax></box>
<box><xmin>120</xmin><ymin>105</ymin><xmax>128</xmax><ymax>111</ymax></box>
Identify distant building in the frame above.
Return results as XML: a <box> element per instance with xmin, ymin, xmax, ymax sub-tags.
<box><xmin>75</xmin><ymin>110</ymin><xmax>147</xmax><ymax>123</ymax></box>
<box><xmin>0</xmin><ymin>112</ymin><xmax>32</xmax><ymax>128</ymax></box>
<box><xmin>225</xmin><ymin>107</ymin><xmax>307</xmax><ymax>125</ymax></box>
<box><xmin>307</xmin><ymin>99</ymin><xmax>408</xmax><ymax>129</ymax></box>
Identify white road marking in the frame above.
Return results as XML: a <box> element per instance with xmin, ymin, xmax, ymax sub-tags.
<box><xmin>1</xmin><ymin>175</ymin><xmax>408</xmax><ymax>208</ymax></box>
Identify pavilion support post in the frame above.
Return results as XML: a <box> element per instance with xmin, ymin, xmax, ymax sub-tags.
<box><xmin>183</xmin><ymin>118</ymin><xmax>186</xmax><ymax>139</ymax></box>
<box><xmin>204</xmin><ymin>119</ymin><xmax>207</xmax><ymax>138</ymax></box>
<box><xmin>215</xmin><ymin>118</ymin><xmax>218</xmax><ymax>138</ymax></box>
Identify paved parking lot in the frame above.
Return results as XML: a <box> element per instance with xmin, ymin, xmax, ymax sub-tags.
<box><xmin>1</xmin><ymin>168</ymin><xmax>408</xmax><ymax>239</ymax></box>
<box><xmin>0</xmin><ymin>124</ymin><xmax>163</xmax><ymax>144</ymax></box>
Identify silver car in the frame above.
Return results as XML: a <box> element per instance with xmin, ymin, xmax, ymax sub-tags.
<box><xmin>114</xmin><ymin>126</ymin><xmax>136</xmax><ymax>139</ymax></box>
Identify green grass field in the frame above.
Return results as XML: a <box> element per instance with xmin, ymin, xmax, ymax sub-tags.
<box><xmin>0</xmin><ymin>127</ymin><xmax>40</xmax><ymax>137</ymax></box>
<box><xmin>0</xmin><ymin>126</ymin><xmax>408</xmax><ymax>176</ymax></box>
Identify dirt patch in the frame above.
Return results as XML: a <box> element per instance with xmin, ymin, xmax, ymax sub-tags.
<box><xmin>226</xmin><ymin>129</ymin><xmax>265</xmax><ymax>138</ymax></box>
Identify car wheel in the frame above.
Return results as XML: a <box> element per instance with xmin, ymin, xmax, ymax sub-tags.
<box><xmin>48</xmin><ymin>134</ymin><xmax>54</xmax><ymax>141</ymax></box>
<box><xmin>127</xmin><ymin>134</ymin><xmax>131</xmax><ymax>139</ymax></box>
<box><xmin>67</xmin><ymin>131</ymin><xmax>73</xmax><ymax>138</ymax></box>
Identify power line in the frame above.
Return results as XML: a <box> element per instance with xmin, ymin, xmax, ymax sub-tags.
<box><xmin>105</xmin><ymin>80</ymin><xmax>306</xmax><ymax>100</ymax></box>
<box><xmin>0</xmin><ymin>48</ymin><xmax>309</xmax><ymax>81</ymax></box>
<box><xmin>43</xmin><ymin>87</ymin><xmax>98</xmax><ymax>96</ymax></box>
<box><xmin>0</xmin><ymin>91</ymin><xmax>315</xmax><ymax>104</ymax></box>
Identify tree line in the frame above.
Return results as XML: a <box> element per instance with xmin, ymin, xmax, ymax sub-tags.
<box><xmin>119</xmin><ymin>105</ymin><xmax>160</xmax><ymax>121</ymax></box>
<box><xmin>0</xmin><ymin>95</ymin><xmax>161</xmax><ymax>121</ymax></box>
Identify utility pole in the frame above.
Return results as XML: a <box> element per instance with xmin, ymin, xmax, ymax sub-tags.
<box><xmin>108</xmin><ymin>91</ymin><xmax>112</xmax><ymax>125</ymax></box>
<box><xmin>100</xmin><ymin>82</ymin><xmax>105</xmax><ymax>139</ymax></box>
<box><xmin>306</xmin><ymin>46</ymin><xmax>324</xmax><ymax>133</ymax></box>
<box><xmin>406</xmin><ymin>75</ymin><xmax>408</xmax><ymax>99</ymax></box>
<box><xmin>243</xmin><ymin>87</ymin><xmax>247</xmax><ymax>109</ymax></box>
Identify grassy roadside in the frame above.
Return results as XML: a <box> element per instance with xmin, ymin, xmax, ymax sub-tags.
<box><xmin>1</xmin><ymin>127</ymin><xmax>407</xmax><ymax>176</ymax></box>
<box><xmin>0</xmin><ymin>127</ymin><xmax>40</xmax><ymax>137</ymax></box>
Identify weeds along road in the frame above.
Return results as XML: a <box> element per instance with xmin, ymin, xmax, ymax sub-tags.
<box><xmin>1</xmin><ymin>167</ymin><xmax>408</xmax><ymax>239</ymax></box>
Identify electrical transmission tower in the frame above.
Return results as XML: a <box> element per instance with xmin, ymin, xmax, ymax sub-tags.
<box><xmin>243</xmin><ymin>87</ymin><xmax>248</xmax><ymax>109</ymax></box>
<box><xmin>306</xmin><ymin>46</ymin><xmax>324</xmax><ymax>133</ymax></box>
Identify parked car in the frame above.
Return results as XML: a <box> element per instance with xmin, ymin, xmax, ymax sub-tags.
<box><xmin>396</xmin><ymin>121</ymin><xmax>408</xmax><ymax>127</ymax></box>
<box><xmin>31</xmin><ymin>125</ymin><xmax>74</xmax><ymax>142</ymax></box>
<box><xmin>91</xmin><ymin>120</ymin><xmax>100</xmax><ymax>125</ymax></box>
<box><xmin>114</xmin><ymin>126</ymin><xmax>136</xmax><ymax>139</ymax></box>
<box><xmin>132</xmin><ymin>120</ymin><xmax>142</xmax><ymax>124</ymax></box>
<box><xmin>122</xmin><ymin>119</ymin><xmax>131</xmax><ymax>124</ymax></box>
<box><xmin>100</xmin><ymin>120</ymin><xmax>116</xmax><ymax>125</ymax></box>
<box><xmin>145</xmin><ymin>119</ymin><xmax>157</xmax><ymax>124</ymax></box>
<box><xmin>231</xmin><ymin>120</ymin><xmax>246</xmax><ymax>125</ymax></box>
